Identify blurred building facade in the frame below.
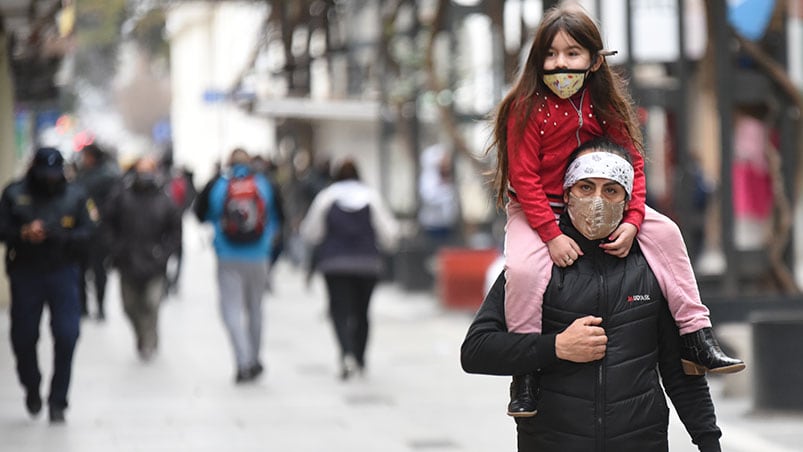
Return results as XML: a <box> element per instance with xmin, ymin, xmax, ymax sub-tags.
<box><xmin>2</xmin><ymin>0</ymin><xmax>803</xmax><ymax>305</ymax></box>
<box><xmin>166</xmin><ymin>2</ymin><xmax>276</xmax><ymax>184</ymax></box>
<box><xmin>161</xmin><ymin>0</ymin><xmax>803</xmax><ymax>299</ymax></box>
<box><xmin>0</xmin><ymin>0</ymin><xmax>73</xmax><ymax>307</ymax></box>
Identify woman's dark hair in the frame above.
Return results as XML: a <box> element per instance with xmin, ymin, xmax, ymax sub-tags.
<box><xmin>566</xmin><ymin>137</ymin><xmax>633</xmax><ymax>170</ymax></box>
<box><xmin>333</xmin><ymin>158</ymin><xmax>360</xmax><ymax>182</ymax></box>
<box><xmin>487</xmin><ymin>3</ymin><xmax>643</xmax><ymax>209</ymax></box>
<box><xmin>229</xmin><ymin>147</ymin><xmax>251</xmax><ymax>166</ymax></box>
<box><xmin>82</xmin><ymin>143</ymin><xmax>107</xmax><ymax>162</ymax></box>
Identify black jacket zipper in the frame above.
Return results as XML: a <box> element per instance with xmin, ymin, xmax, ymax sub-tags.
<box><xmin>595</xmin><ymin>265</ymin><xmax>607</xmax><ymax>452</ymax></box>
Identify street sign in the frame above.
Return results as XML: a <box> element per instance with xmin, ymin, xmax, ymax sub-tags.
<box><xmin>728</xmin><ymin>0</ymin><xmax>776</xmax><ymax>41</ymax></box>
<box><xmin>202</xmin><ymin>89</ymin><xmax>228</xmax><ymax>103</ymax></box>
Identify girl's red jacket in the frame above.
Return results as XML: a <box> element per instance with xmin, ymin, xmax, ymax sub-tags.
<box><xmin>506</xmin><ymin>89</ymin><xmax>646</xmax><ymax>243</ymax></box>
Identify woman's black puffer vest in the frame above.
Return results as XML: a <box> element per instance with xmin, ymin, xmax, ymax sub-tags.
<box><xmin>517</xmin><ymin>216</ymin><xmax>672</xmax><ymax>452</ymax></box>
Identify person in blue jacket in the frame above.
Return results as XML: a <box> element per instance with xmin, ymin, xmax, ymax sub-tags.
<box><xmin>196</xmin><ymin>147</ymin><xmax>281</xmax><ymax>383</ymax></box>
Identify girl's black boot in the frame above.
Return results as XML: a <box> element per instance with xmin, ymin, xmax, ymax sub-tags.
<box><xmin>507</xmin><ymin>373</ymin><xmax>538</xmax><ymax>417</ymax></box>
<box><xmin>680</xmin><ymin>327</ymin><xmax>746</xmax><ymax>375</ymax></box>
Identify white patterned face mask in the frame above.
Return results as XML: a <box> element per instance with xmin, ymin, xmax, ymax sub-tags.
<box><xmin>566</xmin><ymin>193</ymin><xmax>625</xmax><ymax>240</ymax></box>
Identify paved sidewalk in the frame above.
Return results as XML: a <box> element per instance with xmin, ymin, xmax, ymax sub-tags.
<box><xmin>1</xmin><ymin>221</ymin><xmax>802</xmax><ymax>452</ymax></box>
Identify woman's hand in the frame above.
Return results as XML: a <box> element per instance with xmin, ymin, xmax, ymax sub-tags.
<box><xmin>555</xmin><ymin>316</ymin><xmax>607</xmax><ymax>363</ymax></box>
<box><xmin>547</xmin><ymin>233</ymin><xmax>583</xmax><ymax>267</ymax></box>
<box><xmin>599</xmin><ymin>222</ymin><xmax>637</xmax><ymax>258</ymax></box>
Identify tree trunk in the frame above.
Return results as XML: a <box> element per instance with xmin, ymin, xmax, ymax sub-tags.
<box><xmin>422</xmin><ymin>0</ymin><xmax>487</xmax><ymax>174</ymax></box>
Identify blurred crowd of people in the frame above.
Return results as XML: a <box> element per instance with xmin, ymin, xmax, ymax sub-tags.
<box><xmin>0</xmin><ymin>144</ymin><xmax>202</xmax><ymax>423</ymax></box>
<box><xmin>0</xmin><ymin>142</ymin><xmax>406</xmax><ymax>423</ymax></box>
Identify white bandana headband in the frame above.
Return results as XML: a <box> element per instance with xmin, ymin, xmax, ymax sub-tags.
<box><xmin>563</xmin><ymin>152</ymin><xmax>634</xmax><ymax>198</ymax></box>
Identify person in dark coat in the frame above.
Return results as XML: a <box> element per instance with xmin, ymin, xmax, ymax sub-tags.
<box><xmin>251</xmin><ymin>155</ymin><xmax>286</xmax><ymax>268</ymax></box>
<box><xmin>74</xmin><ymin>143</ymin><xmax>121</xmax><ymax>320</ymax></box>
<box><xmin>106</xmin><ymin>156</ymin><xmax>182</xmax><ymax>361</ymax></box>
<box><xmin>0</xmin><ymin>147</ymin><xmax>99</xmax><ymax>423</ymax></box>
<box><xmin>161</xmin><ymin>151</ymin><xmax>197</xmax><ymax>297</ymax></box>
<box><xmin>460</xmin><ymin>138</ymin><xmax>722</xmax><ymax>452</ymax></box>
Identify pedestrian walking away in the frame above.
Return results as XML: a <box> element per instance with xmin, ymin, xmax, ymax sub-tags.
<box><xmin>251</xmin><ymin>154</ymin><xmax>287</xmax><ymax>287</ymax></box>
<box><xmin>195</xmin><ymin>147</ymin><xmax>281</xmax><ymax>384</ymax></box>
<box><xmin>300</xmin><ymin>158</ymin><xmax>399</xmax><ymax>380</ymax></box>
<box><xmin>161</xmin><ymin>149</ymin><xmax>197</xmax><ymax>297</ymax></box>
<box><xmin>418</xmin><ymin>143</ymin><xmax>460</xmax><ymax>248</ymax></box>
<box><xmin>0</xmin><ymin>147</ymin><xmax>99</xmax><ymax>423</ymax></box>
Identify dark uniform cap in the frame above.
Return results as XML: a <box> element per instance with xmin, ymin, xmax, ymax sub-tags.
<box><xmin>32</xmin><ymin>147</ymin><xmax>64</xmax><ymax>174</ymax></box>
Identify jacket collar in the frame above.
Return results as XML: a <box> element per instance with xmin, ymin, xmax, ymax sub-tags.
<box><xmin>559</xmin><ymin>212</ymin><xmax>608</xmax><ymax>258</ymax></box>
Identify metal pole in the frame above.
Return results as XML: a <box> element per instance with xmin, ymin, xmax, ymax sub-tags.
<box><xmin>674</xmin><ymin>0</ymin><xmax>694</xmax><ymax>249</ymax></box>
<box><xmin>624</xmin><ymin>0</ymin><xmax>634</xmax><ymax>75</ymax></box>
<box><xmin>377</xmin><ymin>0</ymin><xmax>390</xmax><ymax>198</ymax></box>
<box><xmin>780</xmin><ymin>105</ymin><xmax>798</xmax><ymax>270</ymax></box>
<box><xmin>711</xmin><ymin>0</ymin><xmax>737</xmax><ymax>294</ymax></box>
<box><xmin>774</xmin><ymin>14</ymin><xmax>797</xmax><ymax>273</ymax></box>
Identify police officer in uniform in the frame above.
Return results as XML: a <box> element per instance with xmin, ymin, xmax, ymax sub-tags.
<box><xmin>0</xmin><ymin>147</ymin><xmax>99</xmax><ymax>423</ymax></box>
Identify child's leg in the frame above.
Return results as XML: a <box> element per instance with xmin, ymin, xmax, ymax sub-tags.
<box><xmin>503</xmin><ymin>200</ymin><xmax>547</xmax><ymax>417</ymax></box>
<box><xmin>504</xmin><ymin>200</ymin><xmax>552</xmax><ymax>334</ymax></box>
<box><xmin>637</xmin><ymin>206</ymin><xmax>711</xmax><ymax>334</ymax></box>
<box><xmin>638</xmin><ymin>206</ymin><xmax>744</xmax><ymax>375</ymax></box>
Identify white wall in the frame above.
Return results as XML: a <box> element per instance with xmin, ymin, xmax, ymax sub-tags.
<box><xmin>311</xmin><ymin>119</ymin><xmax>417</xmax><ymax>214</ymax></box>
<box><xmin>166</xmin><ymin>2</ymin><xmax>275</xmax><ymax>185</ymax></box>
<box><xmin>313</xmin><ymin>120</ymin><xmax>383</xmax><ymax>186</ymax></box>
<box><xmin>594</xmin><ymin>0</ymin><xmax>706</xmax><ymax>65</ymax></box>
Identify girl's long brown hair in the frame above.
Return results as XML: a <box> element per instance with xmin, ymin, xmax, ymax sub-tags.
<box><xmin>488</xmin><ymin>3</ymin><xmax>644</xmax><ymax>209</ymax></box>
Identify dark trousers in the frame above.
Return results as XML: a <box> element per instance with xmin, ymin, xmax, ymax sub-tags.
<box><xmin>120</xmin><ymin>275</ymin><xmax>164</xmax><ymax>356</ymax></box>
<box><xmin>323</xmin><ymin>273</ymin><xmax>377</xmax><ymax>366</ymax></box>
<box><xmin>9</xmin><ymin>265</ymin><xmax>81</xmax><ymax>409</ymax></box>
<box><xmin>79</xmin><ymin>247</ymin><xmax>109</xmax><ymax>316</ymax></box>
<box><xmin>165</xmin><ymin>244</ymin><xmax>183</xmax><ymax>295</ymax></box>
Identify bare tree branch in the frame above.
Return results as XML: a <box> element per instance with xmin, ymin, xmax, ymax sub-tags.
<box><xmin>422</xmin><ymin>0</ymin><xmax>487</xmax><ymax>174</ymax></box>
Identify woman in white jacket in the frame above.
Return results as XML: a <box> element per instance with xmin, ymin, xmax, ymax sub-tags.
<box><xmin>300</xmin><ymin>158</ymin><xmax>399</xmax><ymax>380</ymax></box>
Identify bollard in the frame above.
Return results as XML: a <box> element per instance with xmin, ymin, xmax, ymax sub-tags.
<box><xmin>750</xmin><ymin>310</ymin><xmax>803</xmax><ymax>412</ymax></box>
<box><xmin>437</xmin><ymin>247</ymin><xmax>500</xmax><ymax>311</ymax></box>
<box><xmin>393</xmin><ymin>237</ymin><xmax>434</xmax><ymax>291</ymax></box>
